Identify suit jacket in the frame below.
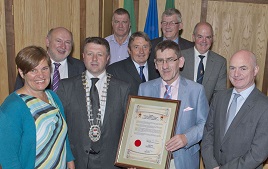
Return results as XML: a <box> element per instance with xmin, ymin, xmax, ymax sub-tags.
<box><xmin>180</xmin><ymin>47</ymin><xmax>227</xmax><ymax>102</ymax></box>
<box><xmin>57</xmin><ymin>73</ymin><xmax>130</xmax><ymax>169</ymax></box>
<box><xmin>149</xmin><ymin>37</ymin><xmax>194</xmax><ymax>62</ymax></box>
<box><xmin>138</xmin><ymin>76</ymin><xmax>209</xmax><ymax>169</ymax></box>
<box><xmin>201</xmin><ymin>87</ymin><xmax>268</xmax><ymax>169</ymax></box>
<box><xmin>13</xmin><ymin>56</ymin><xmax>85</xmax><ymax>90</ymax></box>
<box><xmin>107</xmin><ymin>57</ymin><xmax>159</xmax><ymax>95</ymax></box>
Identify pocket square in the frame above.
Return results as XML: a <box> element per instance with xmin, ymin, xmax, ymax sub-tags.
<box><xmin>183</xmin><ymin>107</ymin><xmax>194</xmax><ymax>112</ymax></box>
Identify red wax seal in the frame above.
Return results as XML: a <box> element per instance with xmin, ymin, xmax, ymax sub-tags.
<box><xmin>134</xmin><ymin>140</ymin><xmax>141</xmax><ymax>147</ymax></box>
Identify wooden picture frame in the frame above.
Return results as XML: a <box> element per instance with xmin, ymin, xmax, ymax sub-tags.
<box><xmin>115</xmin><ymin>95</ymin><xmax>180</xmax><ymax>169</ymax></box>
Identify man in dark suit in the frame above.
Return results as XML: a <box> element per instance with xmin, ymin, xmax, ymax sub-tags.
<box><xmin>14</xmin><ymin>27</ymin><xmax>85</xmax><ymax>90</ymax></box>
<box><xmin>57</xmin><ymin>37</ymin><xmax>130</xmax><ymax>169</ymax></box>
<box><xmin>201</xmin><ymin>50</ymin><xmax>268</xmax><ymax>169</ymax></box>
<box><xmin>149</xmin><ymin>8</ymin><xmax>194</xmax><ymax>62</ymax></box>
<box><xmin>180</xmin><ymin>22</ymin><xmax>227</xmax><ymax>102</ymax></box>
<box><xmin>107</xmin><ymin>31</ymin><xmax>159</xmax><ymax>95</ymax></box>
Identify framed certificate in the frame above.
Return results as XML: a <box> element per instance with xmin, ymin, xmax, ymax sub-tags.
<box><xmin>115</xmin><ymin>95</ymin><xmax>180</xmax><ymax>169</ymax></box>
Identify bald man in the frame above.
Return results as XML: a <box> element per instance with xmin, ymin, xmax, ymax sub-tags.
<box><xmin>201</xmin><ymin>50</ymin><xmax>268</xmax><ymax>169</ymax></box>
<box><xmin>14</xmin><ymin>27</ymin><xmax>85</xmax><ymax>91</ymax></box>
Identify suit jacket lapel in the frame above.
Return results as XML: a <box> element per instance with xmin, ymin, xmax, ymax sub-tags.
<box><xmin>222</xmin><ymin>88</ymin><xmax>258</xmax><ymax>143</ymax></box>
<box><xmin>203</xmin><ymin>51</ymin><xmax>214</xmax><ymax>85</ymax></box>
<box><xmin>148</xmin><ymin>60</ymin><xmax>159</xmax><ymax>80</ymax></box>
<box><xmin>125</xmin><ymin>57</ymin><xmax>142</xmax><ymax>83</ymax></box>
<box><xmin>183</xmin><ymin>48</ymin><xmax>195</xmax><ymax>80</ymax></box>
<box><xmin>177</xmin><ymin>76</ymin><xmax>187</xmax><ymax>125</ymax></box>
<box><xmin>220</xmin><ymin>90</ymin><xmax>232</xmax><ymax>141</ymax></box>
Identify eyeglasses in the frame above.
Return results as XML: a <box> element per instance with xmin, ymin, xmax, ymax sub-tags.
<box><xmin>155</xmin><ymin>58</ymin><xmax>179</xmax><ymax>65</ymax></box>
<box><xmin>161</xmin><ymin>21</ymin><xmax>180</xmax><ymax>27</ymax></box>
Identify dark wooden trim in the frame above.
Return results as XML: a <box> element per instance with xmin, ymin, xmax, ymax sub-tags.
<box><xmin>208</xmin><ymin>0</ymin><xmax>268</xmax><ymax>4</ymax></box>
<box><xmin>99</xmin><ymin>0</ymin><xmax>103</xmax><ymax>37</ymax></box>
<box><xmin>80</xmin><ymin>0</ymin><xmax>86</xmax><ymax>59</ymax></box>
<box><xmin>262</xmin><ymin>41</ymin><xmax>268</xmax><ymax>95</ymax></box>
<box><xmin>134</xmin><ymin>0</ymin><xmax>139</xmax><ymax>31</ymax></box>
<box><xmin>5</xmin><ymin>0</ymin><xmax>16</xmax><ymax>93</ymax></box>
<box><xmin>201</xmin><ymin>0</ymin><xmax>208</xmax><ymax>22</ymax></box>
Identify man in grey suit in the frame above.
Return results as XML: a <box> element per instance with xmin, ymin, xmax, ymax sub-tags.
<box><xmin>180</xmin><ymin>22</ymin><xmax>227</xmax><ymax>102</ymax></box>
<box><xmin>149</xmin><ymin>8</ymin><xmax>194</xmax><ymax>63</ymax></box>
<box><xmin>14</xmin><ymin>27</ymin><xmax>85</xmax><ymax>90</ymax></box>
<box><xmin>201</xmin><ymin>50</ymin><xmax>268</xmax><ymax>169</ymax></box>
<box><xmin>107</xmin><ymin>31</ymin><xmax>159</xmax><ymax>95</ymax></box>
<box><xmin>57</xmin><ymin>37</ymin><xmax>130</xmax><ymax>169</ymax></box>
<box><xmin>138</xmin><ymin>40</ymin><xmax>209</xmax><ymax>169</ymax></box>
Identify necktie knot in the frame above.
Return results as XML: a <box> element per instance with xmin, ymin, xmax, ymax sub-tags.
<box><xmin>199</xmin><ymin>55</ymin><xmax>205</xmax><ymax>61</ymax></box>
<box><xmin>164</xmin><ymin>85</ymin><xmax>172</xmax><ymax>99</ymax></box>
<box><xmin>91</xmin><ymin>78</ymin><xmax>99</xmax><ymax>86</ymax></box>
<box><xmin>54</xmin><ymin>62</ymin><xmax>61</xmax><ymax>69</ymax></box>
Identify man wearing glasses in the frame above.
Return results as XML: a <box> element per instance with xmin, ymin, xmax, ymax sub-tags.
<box><xmin>149</xmin><ymin>8</ymin><xmax>194</xmax><ymax>62</ymax></box>
<box><xmin>138</xmin><ymin>40</ymin><xmax>209</xmax><ymax>169</ymax></box>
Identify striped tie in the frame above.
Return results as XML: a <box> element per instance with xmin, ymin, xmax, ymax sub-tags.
<box><xmin>52</xmin><ymin>63</ymin><xmax>61</xmax><ymax>91</ymax></box>
<box><xmin>164</xmin><ymin>85</ymin><xmax>172</xmax><ymax>99</ymax></box>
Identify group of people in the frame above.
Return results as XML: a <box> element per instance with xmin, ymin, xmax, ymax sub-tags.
<box><xmin>0</xmin><ymin>7</ymin><xmax>268</xmax><ymax>169</ymax></box>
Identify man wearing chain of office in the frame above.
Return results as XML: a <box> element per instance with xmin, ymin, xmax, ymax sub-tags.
<box><xmin>57</xmin><ymin>37</ymin><xmax>130</xmax><ymax>169</ymax></box>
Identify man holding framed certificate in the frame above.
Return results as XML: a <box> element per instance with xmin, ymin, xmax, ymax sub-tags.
<box><xmin>138</xmin><ymin>40</ymin><xmax>209</xmax><ymax>169</ymax></box>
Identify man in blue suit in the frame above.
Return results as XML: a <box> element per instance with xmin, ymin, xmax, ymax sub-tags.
<box><xmin>138</xmin><ymin>40</ymin><xmax>209</xmax><ymax>169</ymax></box>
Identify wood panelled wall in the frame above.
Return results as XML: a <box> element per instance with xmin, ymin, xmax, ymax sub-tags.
<box><xmin>137</xmin><ymin>0</ymin><xmax>268</xmax><ymax>91</ymax></box>
<box><xmin>0</xmin><ymin>0</ymin><xmax>100</xmax><ymax>104</ymax></box>
<box><xmin>0</xmin><ymin>0</ymin><xmax>9</xmax><ymax>104</ymax></box>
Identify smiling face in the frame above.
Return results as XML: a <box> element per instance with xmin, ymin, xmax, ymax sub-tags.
<box><xmin>19</xmin><ymin>59</ymin><xmax>51</xmax><ymax>92</ymax></box>
<box><xmin>155</xmin><ymin>49</ymin><xmax>184</xmax><ymax>85</ymax></box>
<box><xmin>161</xmin><ymin>14</ymin><xmax>182</xmax><ymax>41</ymax></box>
<box><xmin>192</xmin><ymin>23</ymin><xmax>213</xmax><ymax>54</ymax></box>
<box><xmin>83</xmin><ymin>43</ymin><xmax>110</xmax><ymax>77</ymax></box>
<box><xmin>128</xmin><ymin>37</ymin><xmax>150</xmax><ymax>65</ymax></box>
<box><xmin>46</xmin><ymin>27</ymin><xmax>73</xmax><ymax>62</ymax></box>
<box><xmin>229</xmin><ymin>50</ymin><xmax>259</xmax><ymax>92</ymax></box>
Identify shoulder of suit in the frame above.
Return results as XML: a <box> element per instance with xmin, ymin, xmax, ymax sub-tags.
<box><xmin>208</xmin><ymin>51</ymin><xmax>226</xmax><ymax>62</ymax></box>
<box><xmin>60</xmin><ymin>73</ymin><xmax>82</xmax><ymax>83</ymax></box>
<box><xmin>67</xmin><ymin>56</ymin><xmax>84</xmax><ymax>64</ymax></box>
<box><xmin>110</xmin><ymin>75</ymin><xmax>129</xmax><ymax>85</ymax></box>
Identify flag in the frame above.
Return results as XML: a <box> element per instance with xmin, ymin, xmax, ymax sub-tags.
<box><xmin>124</xmin><ymin>0</ymin><xmax>136</xmax><ymax>34</ymax></box>
<box><xmin>144</xmin><ymin>0</ymin><xmax>159</xmax><ymax>40</ymax></box>
<box><xmin>165</xmin><ymin>0</ymin><xmax>175</xmax><ymax>10</ymax></box>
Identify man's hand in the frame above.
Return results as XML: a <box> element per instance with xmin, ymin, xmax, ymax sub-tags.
<box><xmin>165</xmin><ymin>134</ymin><xmax>188</xmax><ymax>151</ymax></box>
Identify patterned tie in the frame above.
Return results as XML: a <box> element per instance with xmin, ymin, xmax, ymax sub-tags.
<box><xmin>139</xmin><ymin>66</ymin><xmax>146</xmax><ymax>82</ymax></box>
<box><xmin>196</xmin><ymin>55</ymin><xmax>205</xmax><ymax>84</ymax></box>
<box><xmin>164</xmin><ymin>85</ymin><xmax>172</xmax><ymax>99</ymax></box>
<box><xmin>52</xmin><ymin>63</ymin><xmax>61</xmax><ymax>91</ymax></box>
<box><xmin>225</xmin><ymin>93</ymin><xmax>241</xmax><ymax>134</ymax></box>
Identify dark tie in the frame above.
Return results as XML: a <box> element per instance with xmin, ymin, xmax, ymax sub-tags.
<box><xmin>90</xmin><ymin>78</ymin><xmax>100</xmax><ymax>125</ymax></box>
<box><xmin>139</xmin><ymin>66</ymin><xmax>146</xmax><ymax>82</ymax></box>
<box><xmin>52</xmin><ymin>63</ymin><xmax>61</xmax><ymax>91</ymax></box>
<box><xmin>225</xmin><ymin>93</ymin><xmax>241</xmax><ymax>134</ymax></box>
<box><xmin>164</xmin><ymin>85</ymin><xmax>172</xmax><ymax>99</ymax></box>
<box><xmin>90</xmin><ymin>78</ymin><xmax>101</xmax><ymax>153</ymax></box>
<box><xmin>196</xmin><ymin>55</ymin><xmax>205</xmax><ymax>84</ymax></box>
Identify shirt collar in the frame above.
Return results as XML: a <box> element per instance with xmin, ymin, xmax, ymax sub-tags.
<box><xmin>233</xmin><ymin>84</ymin><xmax>255</xmax><ymax>100</ymax></box>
